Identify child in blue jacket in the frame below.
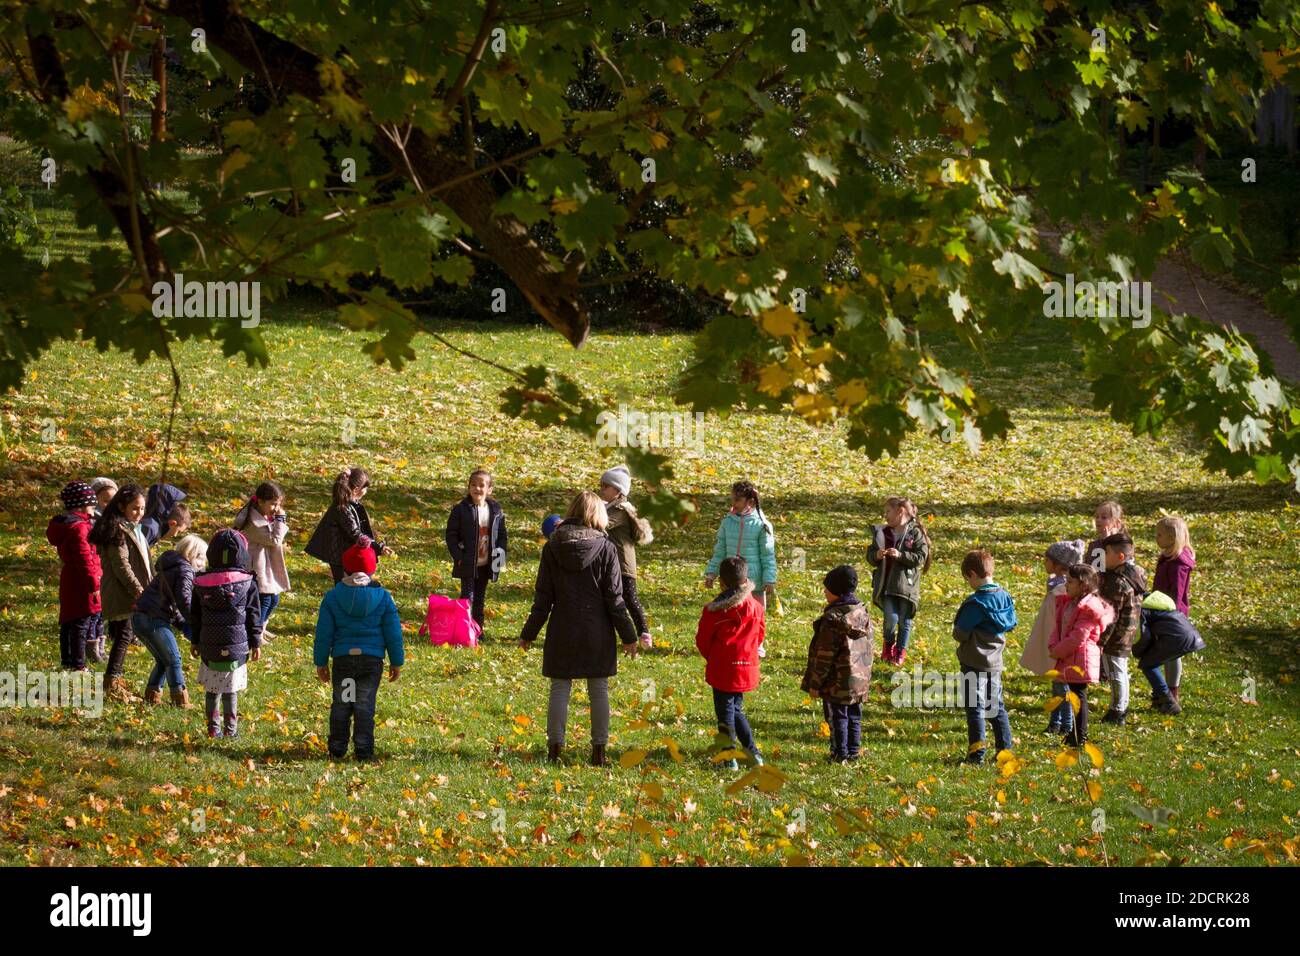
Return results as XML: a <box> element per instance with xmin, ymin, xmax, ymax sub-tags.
<box><xmin>314</xmin><ymin>542</ymin><xmax>404</xmax><ymax>760</ymax></box>
<box><xmin>953</xmin><ymin>549</ymin><xmax>1018</xmax><ymax>765</ymax></box>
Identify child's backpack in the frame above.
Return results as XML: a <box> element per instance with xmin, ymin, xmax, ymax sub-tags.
<box><xmin>418</xmin><ymin>593</ymin><xmax>481</xmax><ymax>648</ymax></box>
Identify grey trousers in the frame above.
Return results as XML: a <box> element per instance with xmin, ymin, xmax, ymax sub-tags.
<box><xmin>547</xmin><ymin>677</ymin><xmax>610</xmax><ymax>747</ymax></box>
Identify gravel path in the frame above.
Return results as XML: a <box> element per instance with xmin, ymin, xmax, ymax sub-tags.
<box><xmin>1150</xmin><ymin>258</ymin><xmax>1300</xmax><ymax>382</ymax></box>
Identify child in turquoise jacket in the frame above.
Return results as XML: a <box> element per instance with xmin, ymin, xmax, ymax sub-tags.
<box><xmin>704</xmin><ymin>480</ymin><xmax>777</xmax><ymax>610</ymax></box>
<box><xmin>313</xmin><ymin>542</ymin><xmax>404</xmax><ymax>760</ymax></box>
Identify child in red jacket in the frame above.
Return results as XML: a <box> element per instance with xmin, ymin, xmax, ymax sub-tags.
<box><xmin>45</xmin><ymin>481</ymin><xmax>103</xmax><ymax>671</ymax></box>
<box><xmin>695</xmin><ymin>556</ymin><xmax>766</xmax><ymax>769</ymax></box>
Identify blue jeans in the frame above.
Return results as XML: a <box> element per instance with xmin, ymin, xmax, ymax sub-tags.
<box><xmin>963</xmin><ymin>669</ymin><xmax>1012</xmax><ymax>753</ymax></box>
<box><xmin>330</xmin><ymin>654</ymin><xmax>384</xmax><ymax>758</ymax></box>
<box><xmin>880</xmin><ymin>594</ymin><xmax>914</xmax><ymax>651</ymax></box>
<box><xmin>1050</xmin><ymin>680</ymin><xmax>1074</xmax><ymax>729</ymax></box>
<box><xmin>1143</xmin><ymin>665</ymin><xmax>1171</xmax><ymax>696</ymax></box>
<box><xmin>258</xmin><ymin>592</ymin><xmax>280</xmax><ymax>627</ymax></box>
<box><xmin>712</xmin><ymin>689</ymin><xmax>757</xmax><ymax>754</ymax></box>
<box><xmin>131</xmin><ymin>611</ymin><xmax>185</xmax><ymax>691</ymax></box>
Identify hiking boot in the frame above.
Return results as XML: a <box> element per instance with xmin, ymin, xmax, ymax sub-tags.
<box><xmin>895</xmin><ymin>648</ymin><xmax>908</xmax><ymax>666</ymax></box>
<box><xmin>546</xmin><ymin>742</ymin><xmax>562</xmax><ymax>764</ymax></box>
<box><xmin>1099</xmin><ymin>708</ymin><xmax>1119</xmax><ymax>724</ymax></box>
<box><xmin>590</xmin><ymin>744</ymin><xmax>607</xmax><ymax>767</ymax></box>
<box><xmin>170</xmin><ymin>687</ymin><xmax>191</xmax><ymax>709</ymax></box>
<box><xmin>143</xmin><ymin>687</ymin><xmax>163</xmax><ymax>706</ymax></box>
<box><xmin>1154</xmin><ymin>694</ymin><xmax>1182</xmax><ymax>716</ymax></box>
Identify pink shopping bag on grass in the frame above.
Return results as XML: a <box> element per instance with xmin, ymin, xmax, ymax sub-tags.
<box><xmin>418</xmin><ymin>593</ymin><xmax>482</xmax><ymax>647</ymax></box>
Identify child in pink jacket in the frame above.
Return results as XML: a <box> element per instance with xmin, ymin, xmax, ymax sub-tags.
<box><xmin>1048</xmin><ymin>563</ymin><xmax>1115</xmax><ymax>747</ymax></box>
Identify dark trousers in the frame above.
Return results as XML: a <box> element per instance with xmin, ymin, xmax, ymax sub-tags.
<box><xmin>1066</xmin><ymin>683</ymin><xmax>1090</xmax><ymax>745</ymax></box>
<box><xmin>59</xmin><ymin>615</ymin><xmax>95</xmax><ymax>670</ymax></box>
<box><xmin>622</xmin><ymin>575</ymin><xmax>649</xmax><ymax>635</ymax></box>
<box><xmin>105</xmin><ymin>617</ymin><xmax>134</xmax><ymax>682</ymax></box>
<box><xmin>329</xmin><ymin>562</ymin><xmax>345</xmax><ymax>584</ymax></box>
<box><xmin>825</xmin><ymin>699</ymin><xmax>862</xmax><ymax>759</ymax></box>
<box><xmin>458</xmin><ymin>564</ymin><xmax>491</xmax><ymax>628</ymax></box>
<box><xmin>712</xmin><ymin>689</ymin><xmax>757</xmax><ymax>753</ymax></box>
<box><xmin>330</xmin><ymin>654</ymin><xmax>384</xmax><ymax>758</ymax></box>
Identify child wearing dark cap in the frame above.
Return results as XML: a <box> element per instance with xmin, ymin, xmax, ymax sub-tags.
<box><xmin>801</xmin><ymin>565</ymin><xmax>874</xmax><ymax>762</ymax></box>
<box><xmin>45</xmin><ymin>481</ymin><xmax>103</xmax><ymax>671</ymax></box>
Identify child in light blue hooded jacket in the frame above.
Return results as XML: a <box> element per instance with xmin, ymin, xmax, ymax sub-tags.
<box><xmin>704</xmin><ymin>480</ymin><xmax>777</xmax><ymax>610</ymax></box>
<box><xmin>314</xmin><ymin>541</ymin><xmax>403</xmax><ymax>760</ymax></box>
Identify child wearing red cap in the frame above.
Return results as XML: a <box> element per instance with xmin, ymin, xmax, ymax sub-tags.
<box><xmin>313</xmin><ymin>541</ymin><xmax>404</xmax><ymax>760</ymax></box>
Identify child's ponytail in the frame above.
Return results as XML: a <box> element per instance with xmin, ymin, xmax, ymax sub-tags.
<box><xmin>332</xmin><ymin>468</ymin><xmax>368</xmax><ymax>510</ymax></box>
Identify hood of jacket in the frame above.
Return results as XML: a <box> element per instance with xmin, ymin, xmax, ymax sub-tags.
<box><xmin>156</xmin><ymin>547</ymin><xmax>189</xmax><ymax>577</ymax></box>
<box><xmin>1074</xmin><ymin>591</ymin><xmax>1116</xmax><ymax>630</ymax></box>
<box><xmin>819</xmin><ymin>598</ymin><xmax>870</xmax><ymax>637</ymax></box>
<box><xmin>46</xmin><ymin>511</ymin><xmax>91</xmax><ymax>546</ymax></box>
<box><xmin>548</xmin><ymin>521</ymin><xmax>608</xmax><ymax>572</ymax></box>
<box><xmin>329</xmin><ymin>579</ymin><xmax>389</xmax><ymax>618</ymax></box>
<box><xmin>145</xmin><ymin>482</ymin><xmax>186</xmax><ymax>523</ymax></box>
<box><xmin>965</xmin><ymin>584</ymin><xmax>1018</xmax><ymax>632</ymax></box>
<box><xmin>1159</xmin><ymin>548</ymin><xmax>1196</xmax><ymax>571</ymax></box>
<box><xmin>1111</xmin><ymin>561</ymin><xmax>1148</xmax><ymax>594</ymax></box>
<box><xmin>706</xmin><ymin>579</ymin><xmax>755</xmax><ymax>613</ymax></box>
<box><xmin>206</xmin><ymin>529</ymin><xmax>250</xmax><ymax>573</ymax></box>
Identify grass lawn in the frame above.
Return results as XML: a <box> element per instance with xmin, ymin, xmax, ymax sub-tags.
<box><xmin>0</xmin><ymin>306</ymin><xmax>1297</xmax><ymax>867</ymax></box>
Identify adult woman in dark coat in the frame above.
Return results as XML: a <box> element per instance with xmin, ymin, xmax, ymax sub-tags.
<box><xmin>519</xmin><ymin>491</ymin><xmax>638</xmax><ymax>766</ymax></box>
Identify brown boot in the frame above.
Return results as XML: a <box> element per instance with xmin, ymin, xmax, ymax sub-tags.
<box><xmin>590</xmin><ymin>744</ymin><xmax>607</xmax><ymax>767</ymax></box>
<box><xmin>171</xmin><ymin>687</ymin><xmax>192</xmax><ymax>709</ymax></box>
<box><xmin>144</xmin><ymin>687</ymin><xmax>163</xmax><ymax>705</ymax></box>
<box><xmin>547</xmin><ymin>742</ymin><xmax>562</xmax><ymax>764</ymax></box>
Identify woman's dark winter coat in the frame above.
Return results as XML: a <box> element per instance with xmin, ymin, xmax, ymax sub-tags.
<box><xmin>518</xmin><ymin>520</ymin><xmax>637</xmax><ymax>679</ymax></box>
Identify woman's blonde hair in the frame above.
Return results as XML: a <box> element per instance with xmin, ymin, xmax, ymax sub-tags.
<box><xmin>174</xmin><ymin>533</ymin><xmax>208</xmax><ymax>571</ymax></box>
<box><xmin>565</xmin><ymin>490</ymin><xmax>608</xmax><ymax>531</ymax></box>
<box><xmin>1155</xmin><ymin>515</ymin><xmax>1192</xmax><ymax>559</ymax></box>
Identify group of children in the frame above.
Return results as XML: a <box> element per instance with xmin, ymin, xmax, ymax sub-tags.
<box><xmin>47</xmin><ymin>463</ymin><xmax>1204</xmax><ymax>766</ymax></box>
<box><xmin>694</xmin><ymin>495</ymin><xmax>1204</xmax><ymax>766</ymax></box>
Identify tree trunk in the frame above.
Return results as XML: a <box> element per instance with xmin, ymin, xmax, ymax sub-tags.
<box><xmin>150</xmin><ymin>32</ymin><xmax>166</xmax><ymax>144</ymax></box>
<box><xmin>162</xmin><ymin>0</ymin><xmax>589</xmax><ymax>347</ymax></box>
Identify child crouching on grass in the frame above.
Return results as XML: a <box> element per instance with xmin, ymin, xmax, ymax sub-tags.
<box><xmin>314</xmin><ymin>542</ymin><xmax>403</xmax><ymax>761</ymax></box>
<box><xmin>695</xmin><ymin>556</ymin><xmax>766</xmax><ymax>770</ymax></box>
<box><xmin>801</xmin><ymin>565</ymin><xmax>873</xmax><ymax>763</ymax></box>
